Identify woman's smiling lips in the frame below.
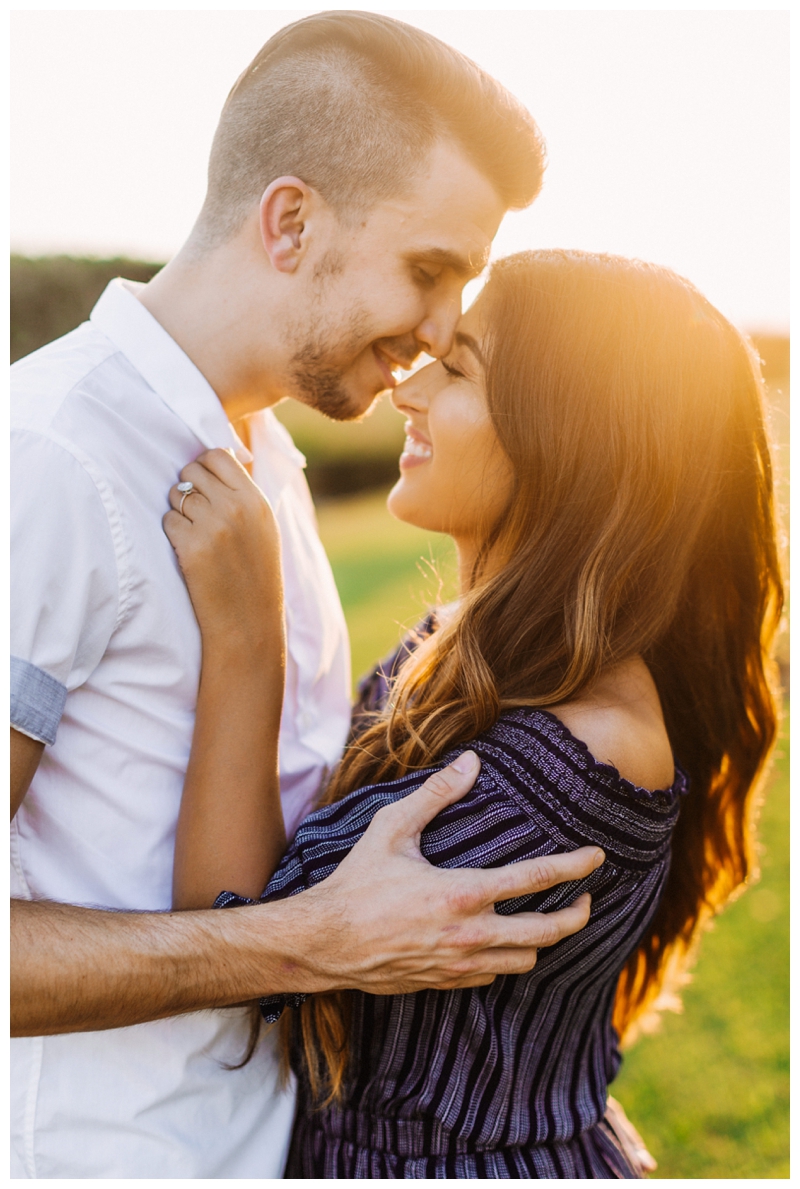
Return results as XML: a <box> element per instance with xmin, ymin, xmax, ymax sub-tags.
<box><xmin>399</xmin><ymin>422</ymin><xmax>433</xmax><ymax>469</ymax></box>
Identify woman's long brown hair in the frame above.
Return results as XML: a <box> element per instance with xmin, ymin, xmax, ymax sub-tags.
<box><xmin>283</xmin><ymin>250</ymin><xmax>784</xmax><ymax>1105</ymax></box>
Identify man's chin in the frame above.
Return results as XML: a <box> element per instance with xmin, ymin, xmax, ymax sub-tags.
<box><xmin>344</xmin><ymin>388</ymin><xmax>387</xmax><ymax>422</ymax></box>
<box><xmin>288</xmin><ymin>363</ymin><xmax>382</xmax><ymax>425</ymax></box>
<box><xmin>298</xmin><ymin>383</ymin><xmax>383</xmax><ymax>423</ymax></box>
<box><xmin>318</xmin><ymin>397</ymin><xmax>379</xmax><ymax>423</ymax></box>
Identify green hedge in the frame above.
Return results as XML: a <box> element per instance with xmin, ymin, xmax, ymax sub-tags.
<box><xmin>10</xmin><ymin>255</ymin><xmax>163</xmax><ymax>365</ymax></box>
<box><xmin>10</xmin><ymin>255</ymin><xmax>789</xmax><ymax>501</ymax></box>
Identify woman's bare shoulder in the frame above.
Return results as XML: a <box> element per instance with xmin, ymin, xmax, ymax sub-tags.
<box><xmin>547</xmin><ymin>658</ymin><xmax>675</xmax><ymax>791</ymax></box>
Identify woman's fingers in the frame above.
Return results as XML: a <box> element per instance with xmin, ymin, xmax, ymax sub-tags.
<box><xmin>191</xmin><ymin>447</ymin><xmax>249</xmax><ymax>490</ymax></box>
<box><xmin>167</xmin><ymin>455</ymin><xmax>237</xmax><ymax>523</ymax></box>
<box><xmin>162</xmin><ymin>508</ymin><xmax>189</xmax><ymax>546</ymax></box>
<box><xmin>172</xmin><ymin>459</ymin><xmax>220</xmax><ymax>498</ymax></box>
<box><xmin>468</xmin><ymin>847</ymin><xmax>604</xmax><ymax>909</ymax></box>
<box><xmin>175</xmin><ymin>447</ymin><xmax>248</xmax><ymax>497</ymax></box>
<box><xmin>167</xmin><ymin>483</ymin><xmax>207</xmax><ymax>522</ymax></box>
<box><xmin>168</xmin><ymin>450</ymin><xmax>271</xmax><ymax>525</ymax></box>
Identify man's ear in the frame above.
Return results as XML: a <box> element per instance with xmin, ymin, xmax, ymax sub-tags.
<box><xmin>259</xmin><ymin>177</ymin><xmax>313</xmax><ymax>273</ymax></box>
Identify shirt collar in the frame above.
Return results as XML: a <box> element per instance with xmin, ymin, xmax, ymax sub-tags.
<box><xmin>89</xmin><ymin>278</ymin><xmax>251</xmax><ymax>463</ymax></box>
<box><xmin>260</xmin><ymin>408</ymin><xmax>307</xmax><ymax>470</ymax></box>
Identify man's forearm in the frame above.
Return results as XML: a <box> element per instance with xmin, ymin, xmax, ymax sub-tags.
<box><xmin>11</xmin><ymin>760</ymin><xmax>605</xmax><ymax>1036</ymax></box>
<box><xmin>10</xmin><ymin>896</ymin><xmax>316</xmax><ymax>1036</ymax></box>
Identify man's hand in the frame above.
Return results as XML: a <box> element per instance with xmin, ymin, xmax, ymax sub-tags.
<box><xmin>265</xmin><ymin>751</ymin><xmax>603</xmax><ymax>995</ymax></box>
<box><xmin>11</xmin><ymin>751</ymin><xmax>602</xmax><ymax>1035</ymax></box>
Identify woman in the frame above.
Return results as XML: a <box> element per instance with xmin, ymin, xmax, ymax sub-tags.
<box><xmin>165</xmin><ymin>250</ymin><xmax>782</xmax><ymax>1177</ymax></box>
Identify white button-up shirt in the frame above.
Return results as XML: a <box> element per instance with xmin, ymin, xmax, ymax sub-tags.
<box><xmin>10</xmin><ymin>278</ymin><xmax>352</xmax><ymax>1178</ymax></box>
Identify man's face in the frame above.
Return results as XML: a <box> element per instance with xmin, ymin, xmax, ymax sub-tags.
<box><xmin>286</xmin><ymin>141</ymin><xmax>506</xmax><ymax>421</ymax></box>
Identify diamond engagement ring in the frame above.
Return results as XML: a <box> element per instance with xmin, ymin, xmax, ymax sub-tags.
<box><xmin>177</xmin><ymin>481</ymin><xmax>195</xmax><ymax>516</ymax></box>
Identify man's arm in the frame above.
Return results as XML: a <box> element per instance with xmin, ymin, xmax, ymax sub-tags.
<box><xmin>11</xmin><ymin>728</ymin><xmax>44</xmax><ymax>820</ymax></box>
<box><xmin>12</xmin><ymin>752</ymin><xmax>603</xmax><ymax>1036</ymax></box>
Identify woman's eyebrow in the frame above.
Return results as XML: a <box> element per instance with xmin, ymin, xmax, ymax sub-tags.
<box><xmin>454</xmin><ymin>331</ymin><xmax>485</xmax><ymax>366</ymax></box>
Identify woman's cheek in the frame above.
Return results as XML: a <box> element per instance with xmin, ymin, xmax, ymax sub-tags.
<box><xmin>387</xmin><ymin>467</ymin><xmax>447</xmax><ymax>533</ymax></box>
<box><xmin>429</xmin><ymin>437</ymin><xmax>481</xmax><ymax>536</ymax></box>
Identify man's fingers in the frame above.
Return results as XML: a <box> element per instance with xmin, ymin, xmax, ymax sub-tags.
<box><xmin>411</xmin><ymin>894</ymin><xmax>593</xmax><ymax>988</ymax></box>
<box><xmin>487</xmin><ymin>894</ymin><xmax>593</xmax><ymax>952</ymax></box>
<box><xmin>382</xmin><ymin>893</ymin><xmax>592</xmax><ymax>991</ymax></box>
<box><xmin>436</xmin><ymin>894</ymin><xmax>593</xmax><ymax>985</ymax></box>
<box><xmin>448</xmin><ymin>948</ymin><xmax>541</xmax><ymax>982</ymax></box>
<box><xmin>377</xmin><ymin>753</ymin><xmax>481</xmax><ymax>840</ymax></box>
<box><xmin>470</xmin><ymin>847</ymin><xmax>604</xmax><ymax>908</ymax></box>
<box><xmin>538</xmin><ymin>892</ymin><xmax>593</xmax><ymax>945</ymax></box>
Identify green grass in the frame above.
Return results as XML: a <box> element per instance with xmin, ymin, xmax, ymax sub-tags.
<box><xmin>317</xmin><ymin>488</ymin><xmax>457</xmax><ymax>685</ymax></box>
<box><xmin>612</xmin><ymin>722</ymin><xmax>789</xmax><ymax>1178</ymax></box>
<box><xmin>316</xmin><ymin>486</ymin><xmax>789</xmax><ymax>1180</ymax></box>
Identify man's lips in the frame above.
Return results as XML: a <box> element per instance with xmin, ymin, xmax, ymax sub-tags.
<box><xmin>373</xmin><ymin>345</ymin><xmax>418</xmax><ymax>389</ymax></box>
<box><xmin>373</xmin><ymin>346</ymin><xmax>401</xmax><ymax>389</ymax></box>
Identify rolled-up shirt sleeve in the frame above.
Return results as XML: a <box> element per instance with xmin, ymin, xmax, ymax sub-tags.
<box><xmin>11</xmin><ymin>429</ymin><xmax>122</xmax><ymax>745</ymax></box>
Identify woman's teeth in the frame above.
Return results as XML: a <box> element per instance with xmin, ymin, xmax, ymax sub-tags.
<box><xmin>403</xmin><ymin>436</ymin><xmax>432</xmax><ymax>460</ymax></box>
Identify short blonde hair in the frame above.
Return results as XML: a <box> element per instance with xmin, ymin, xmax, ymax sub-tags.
<box><xmin>197</xmin><ymin>11</ymin><xmax>545</xmax><ymax>246</ymax></box>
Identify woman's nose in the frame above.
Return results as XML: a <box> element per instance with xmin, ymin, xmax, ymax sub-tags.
<box><xmin>391</xmin><ymin>360</ymin><xmax>439</xmax><ymax>414</ymax></box>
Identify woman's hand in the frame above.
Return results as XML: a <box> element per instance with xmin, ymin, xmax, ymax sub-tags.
<box><xmin>163</xmin><ymin>447</ymin><xmax>283</xmax><ymax>653</ymax></box>
<box><xmin>163</xmin><ymin>447</ymin><xmax>288</xmax><ymax>909</ymax></box>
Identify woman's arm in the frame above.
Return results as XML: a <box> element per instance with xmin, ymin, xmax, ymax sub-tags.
<box><xmin>163</xmin><ymin>448</ymin><xmax>287</xmax><ymax>909</ymax></box>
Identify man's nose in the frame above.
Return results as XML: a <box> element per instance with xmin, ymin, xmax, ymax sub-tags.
<box><xmin>414</xmin><ymin>292</ymin><xmax>461</xmax><ymax>359</ymax></box>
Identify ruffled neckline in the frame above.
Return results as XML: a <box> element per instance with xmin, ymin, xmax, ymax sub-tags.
<box><xmin>380</xmin><ymin>615</ymin><xmax>690</xmax><ymax>801</ymax></box>
<box><xmin>508</xmin><ymin>706</ymin><xmax>689</xmax><ymax>801</ymax></box>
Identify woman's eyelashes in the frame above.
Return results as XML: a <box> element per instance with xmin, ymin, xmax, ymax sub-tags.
<box><xmin>440</xmin><ymin>358</ymin><xmax>466</xmax><ymax>379</ymax></box>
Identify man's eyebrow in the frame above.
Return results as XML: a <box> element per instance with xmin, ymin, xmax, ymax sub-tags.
<box><xmin>454</xmin><ymin>331</ymin><xmax>485</xmax><ymax>367</ymax></box>
<box><xmin>408</xmin><ymin>246</ymin><xmax>489</xmax><ymax>280</ymax></box>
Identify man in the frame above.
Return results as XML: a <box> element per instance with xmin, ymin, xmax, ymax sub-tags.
<box><xmin>11</xmin><ymin>12</ymin><xmax>601</xmax><ymax>1178</ymax></box>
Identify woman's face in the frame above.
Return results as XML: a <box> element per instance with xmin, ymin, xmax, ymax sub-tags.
<box><xmin>387</xmin><ymin>299</ymin><xmax>514</xmax><ymax>571</ymax></box>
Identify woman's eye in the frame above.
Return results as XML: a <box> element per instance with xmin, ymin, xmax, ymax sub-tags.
<box><xmin>441</xmin><ymin>360</ymin><xmax>464</xmax><ymax>379</ymax></box>
<box><xmin>414</xmin><ymin>267</ymin><xmax>439</xmax><ymax>287</ymax></box>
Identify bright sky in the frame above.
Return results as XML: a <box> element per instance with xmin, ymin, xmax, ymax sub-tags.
<box><xmin>11</xmin><ymin>8</ymin><xmax>789</xmax><ymax>332</ymax></box>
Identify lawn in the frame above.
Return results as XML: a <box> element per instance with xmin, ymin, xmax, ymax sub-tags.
<box><xmin>612</xmin><ymin>723</ymin><xmax>789</xmax><ymax>1178</ymax></box>
<box><xmin>316</xmin><ymin>487</ymin><xmax>457</xmax><ymax>686</ymax></box>
<box><xmin>316</xmin><ymin>486</ymin><xmax>790</xmax><ymax>1181</ymax></box>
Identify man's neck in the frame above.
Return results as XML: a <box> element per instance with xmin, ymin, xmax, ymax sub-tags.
<box><xmin>136</xmin><ymin>235</ymin><xmax>287</xmax><ymax>423</ymax></box>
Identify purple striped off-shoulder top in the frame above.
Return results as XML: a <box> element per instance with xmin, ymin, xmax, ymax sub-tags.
<box><xmin>218</xmin><ymin>628</ymin><xmax>687</xmax><ymax>1178</ymax></box>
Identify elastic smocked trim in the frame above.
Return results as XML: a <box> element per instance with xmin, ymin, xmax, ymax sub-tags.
<box><xmin>520</xmin><ymin>707</ymin><xmax>690</xmax><ymax>801</ymax></box>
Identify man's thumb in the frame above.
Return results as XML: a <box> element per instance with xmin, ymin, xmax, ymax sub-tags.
<box><xmin>450</xmin><ymin>751</ymin><xmax>480</xmax><ymax>775</ymax></box>
<box><xmin>382</xmin><ymin>752</ymin><xmax>481</xmax><ymax>840</ymax></box>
